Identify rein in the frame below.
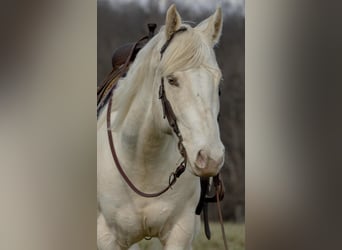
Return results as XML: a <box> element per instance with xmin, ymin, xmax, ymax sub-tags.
<box><xmin>107</xmin><ymin>95</ymin><xmax>186</xmax><ymax>197</ymax></box>
<box><xmin>105</xmin><ymin>27</ymin><xmax>188</xmax><ymax>198</ymax></box>
<box><xmin>102</xmin><ymin>24</ymin><xmax>228</xmax><ymax>249</ymax></box>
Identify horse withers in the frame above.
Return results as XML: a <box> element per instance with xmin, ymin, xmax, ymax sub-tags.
<box><xmin>98</xmin><ymin>4</ymin><xmax>224</xmax><ymax>250</ymax></box>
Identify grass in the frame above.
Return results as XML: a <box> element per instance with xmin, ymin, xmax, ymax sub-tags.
<box><xmin>193</xmin><ymin>222</ymin><xmax>245</xmax><ymax>250</ymax></box>
<box><xmin>139</xmin><ymin>222</ymin><xmax>245</xmax><ymax>250</ymax></box>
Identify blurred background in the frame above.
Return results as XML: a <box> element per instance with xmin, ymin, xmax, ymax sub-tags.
<box><xmin>98</xmin><ymin>0</ymin><xmax>245</xmax><ymax>222</ymax></box>
<box><xmin>1</xmin><ymin>1</ymin><xmax>340</xmax><ymax>250</ymax></box>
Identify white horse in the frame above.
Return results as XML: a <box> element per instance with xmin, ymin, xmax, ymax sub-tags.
<box><xmin>98</xmin><ymin>5</ymin><xmax>225</xmax><ymax>250</ymax></box>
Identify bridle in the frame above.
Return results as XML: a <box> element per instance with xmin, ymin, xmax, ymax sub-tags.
<box><xmin>105</xmin><ymin>26</ymin><xmax>228</xmax><ymax>249</ymax></box>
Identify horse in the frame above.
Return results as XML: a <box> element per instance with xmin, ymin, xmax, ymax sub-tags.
<box><xmin>97</xmin><ymin>5</ymin><xmax>225</xmax><ymax>250</ymax></box>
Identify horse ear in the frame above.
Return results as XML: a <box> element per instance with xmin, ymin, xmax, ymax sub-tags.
<box><xmin>165</xmin><ymin>4</ymin><xmax>182</xmax><ymax>40</ymax></box>
<box><xmin>196</xmin><ymin>7</ymin><xmax>223</xmax><ymax>46</ymax></box>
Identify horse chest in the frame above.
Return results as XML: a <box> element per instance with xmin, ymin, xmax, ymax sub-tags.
<box><xmin>102</xmin><ymin>195</ymin><xmax>176</xmax><ymax>237</ymax></box>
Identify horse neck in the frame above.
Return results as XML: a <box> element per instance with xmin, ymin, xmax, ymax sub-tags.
<box><xmin>118</xmin><ymin>44</ymin><xmax>176</xmax><ymax>168</ymax></box>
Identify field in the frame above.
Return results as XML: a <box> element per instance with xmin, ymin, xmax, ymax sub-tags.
<box><xmin>139</xmin><ymin>222</ymin><xmax>245</xmax><ymax>250</ymax></box>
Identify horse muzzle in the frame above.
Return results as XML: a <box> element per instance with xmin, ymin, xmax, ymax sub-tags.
<box><xmin>193</xmin><ymin>149</ymin><xmax>224</xmax><ymax>177</ymax></box>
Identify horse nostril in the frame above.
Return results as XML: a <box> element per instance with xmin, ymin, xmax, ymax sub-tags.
<box><xmin>196</xmin><ymin>150</ymin><xmax>208</xmax><ymax>169</ymax></box>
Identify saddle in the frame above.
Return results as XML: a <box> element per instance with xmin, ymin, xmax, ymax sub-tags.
<box><xmin>111</xmin><ymin>23</ymin><xmax>157</xmax><ymax>71</ymax></box>
<box><xmin>97</xmin><ymin>23</ymin><xmax>225</xmax><ymax>242</ymax></box>
<box><xmin>97</xmin><ymin>24</ymin><xmax>157</xmax><ymax>117</ymax></box>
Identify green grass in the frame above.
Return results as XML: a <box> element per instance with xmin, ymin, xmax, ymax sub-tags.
<box><xmin>193</xmin><ymin>222</ymin><xmax>245</xmax><ymax>250</ymax></box>
<box><xmin>139</xmin><ymin>222</ymin><xmax>245</xmax><ymax>250</ymax></box>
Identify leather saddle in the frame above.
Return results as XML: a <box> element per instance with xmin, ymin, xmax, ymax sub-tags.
<box><xmin>97</xmin><ymin>24</ymin><xmax>157</xmax><ymax>117</ymax></box>
<box><xmin>111</xmin><ymin>23</ymin><xmax>157</xmax><ymax>71</ymax></box>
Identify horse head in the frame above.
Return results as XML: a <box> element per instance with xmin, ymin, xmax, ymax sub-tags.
<box><xmin>156</xmin><ymin>5</ymin><xmax>225</xmax><ymax>177</ymax></box>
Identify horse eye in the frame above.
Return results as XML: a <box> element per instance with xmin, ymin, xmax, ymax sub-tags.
<box><xmin>167</xmin><ymin>76</ymin><xmax>179</xmax><ymax>87</ymax></box>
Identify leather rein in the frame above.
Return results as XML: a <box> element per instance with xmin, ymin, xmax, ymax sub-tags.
<box><xmin>103</xmin><ymin>25</ymin><xmax>228</xmax><ymax>249</ymax></box>
<box><xmin>106</xmin><ymin>27</ymin><xmax>189</xmax><ymax>197</ymax></box>
<box><xmin>106</xmin><ymin>81</ymin><xmax>187</xmax><ymax>197</ymax></box>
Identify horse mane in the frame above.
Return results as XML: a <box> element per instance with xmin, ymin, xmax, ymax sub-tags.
<box><xmin>101</xmin><ymin>24</ymin><xmax>216</xmax><ymax>130</ymax></box>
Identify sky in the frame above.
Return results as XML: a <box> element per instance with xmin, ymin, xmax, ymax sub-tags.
<box><xmin>101</xmin><ymin>0</ymin><xmax>245</xmax><ymax>16</ymax></box>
